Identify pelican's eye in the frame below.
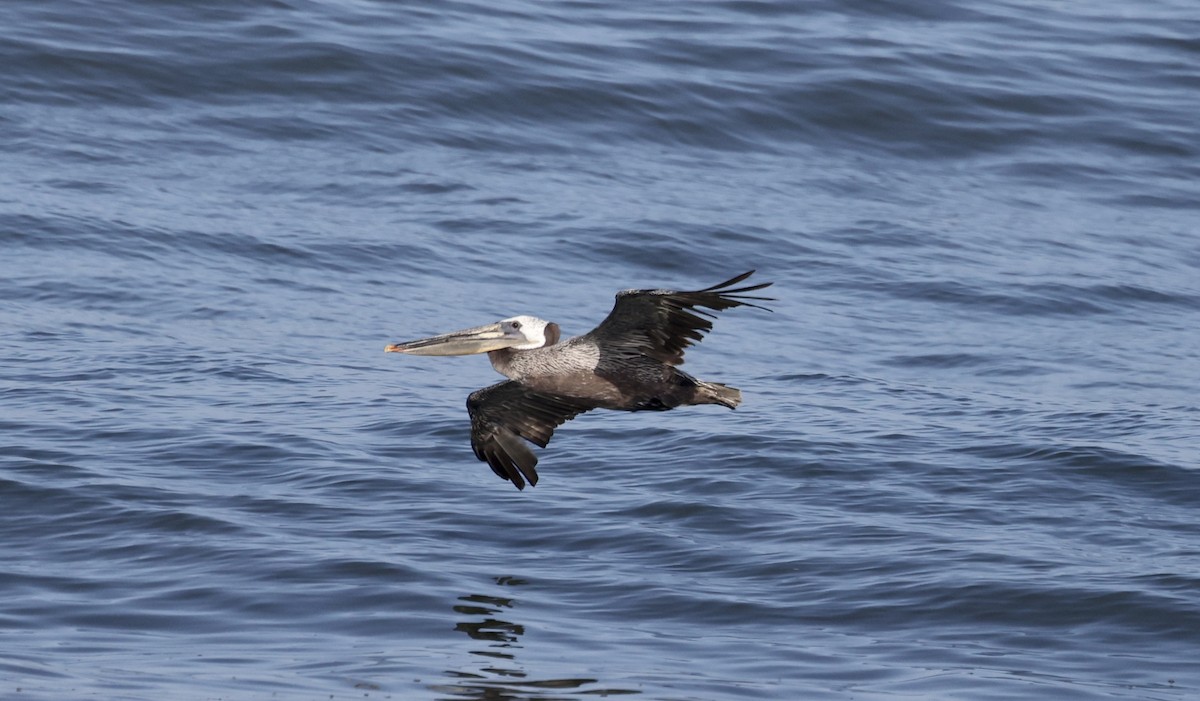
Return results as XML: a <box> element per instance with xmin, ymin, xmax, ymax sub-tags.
<box><xmin>511</xmin><ymin>321</ymin><xmax>522</xmax><ymax>330</ymax></box>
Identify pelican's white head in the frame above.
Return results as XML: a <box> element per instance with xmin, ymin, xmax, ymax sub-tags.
<box><xmin>499</xmin><ymin>315</ymin><xmax>560</xmax><ymax>350</ymax></box>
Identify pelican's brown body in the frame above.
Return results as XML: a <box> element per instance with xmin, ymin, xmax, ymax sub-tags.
<box><xmin>486</xmin><ymin>337</ymin><xmax>741</xmax><ymax>412</ymax></box>
<box><xmin>386</xmin><ymin>271</ymin><xmax>773</xmax><ymax>489</ymax></box>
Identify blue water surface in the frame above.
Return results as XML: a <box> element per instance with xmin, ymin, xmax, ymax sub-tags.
<box><xmin>2</xmin><ymin>1</ymin><xmax>1198</xmax><ymax>699</ymax></box>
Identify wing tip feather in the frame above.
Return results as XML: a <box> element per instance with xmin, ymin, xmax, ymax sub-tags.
<box><xmin>694</xmin><ymin>270</ymin><xmax>775</xmax><ymax>311</ymax></box>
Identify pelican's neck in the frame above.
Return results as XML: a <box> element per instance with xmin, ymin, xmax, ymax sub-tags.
<box><xmin>488</xmin><ymin>348</ymin><xmax>523</xmax><ymax>381</ymax></box>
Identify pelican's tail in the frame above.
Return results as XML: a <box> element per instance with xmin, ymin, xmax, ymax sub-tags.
<box><xmin>696</xmin><ymin>381</ymin><xmax>741</xmax><ymax>409</ymax></box>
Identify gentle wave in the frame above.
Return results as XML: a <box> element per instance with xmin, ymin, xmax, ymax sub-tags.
<box><xmin>2</xmin><ymin>0</ymin><xmax>1198</xmax><ymax>698</ymax></box>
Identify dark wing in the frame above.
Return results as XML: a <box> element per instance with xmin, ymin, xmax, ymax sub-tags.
<box><xmin>583</xmin><ymin>270</ymin><xmax>773</xmax><ymax>366</ymax></box>
<box><xmin>466</xmin><ymin>381</ymin><xmax>595</xmax><ymax>490</ymax></box>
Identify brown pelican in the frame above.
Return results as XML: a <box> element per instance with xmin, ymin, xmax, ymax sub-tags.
<box><xmin>385</xmin><ymin>271</ymin><xmax>773</xmax><ymax>489</ymax></box>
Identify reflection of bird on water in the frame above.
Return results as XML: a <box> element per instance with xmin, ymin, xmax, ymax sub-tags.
<box><xmin>432</xmin><ymin>580</ymin><xmax>623</xmax><ymax>701</ymax></box>
<box><xmin>453</xmin><ymin>593</ymin><xmax>524</xmax><ymax>651</ymax></box>
<box><xmin>386</xmin><ymin>270</ymin><xmax>774</xmax><ymax>488</ymax></box>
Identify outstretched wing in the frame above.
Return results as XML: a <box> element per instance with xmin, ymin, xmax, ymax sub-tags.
<box><xmin>583</xmin><ymin>270</ymin><xmax>773</xmax><ymax>366</ymax></box>
<box><xmin>466</xmin><ymin>381</ymin><xmax>595</xmax><ymax>490</ymax></box>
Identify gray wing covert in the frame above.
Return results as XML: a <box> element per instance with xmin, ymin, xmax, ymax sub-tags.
<box><xmin>466</xmin><ymin>381</ymin><xmax>594</xmax><ymax>489</ymax></box>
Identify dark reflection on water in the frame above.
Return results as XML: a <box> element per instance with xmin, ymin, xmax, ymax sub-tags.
<box><xmin>432</xmin><ymin>577</ymin><xmax>638</xmax><ymax>700</ymax></box>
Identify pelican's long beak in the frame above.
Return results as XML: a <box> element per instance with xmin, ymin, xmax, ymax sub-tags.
<box><xmin>385</xmin><ymin>322</ymin><xmax>516</xmax><ymax>356</ymax></box>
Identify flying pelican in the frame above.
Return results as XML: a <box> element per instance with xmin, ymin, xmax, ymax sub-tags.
<box><xmin>385</xmin><ymin>270</ymin><xmax>773</xmax><ymax>489</ymax></box>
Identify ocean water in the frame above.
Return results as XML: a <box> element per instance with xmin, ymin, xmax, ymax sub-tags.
<box><xmin>2</xmin><ymin>0</ymin><xmax>1198</xmax><ymax>699</ymax></box>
